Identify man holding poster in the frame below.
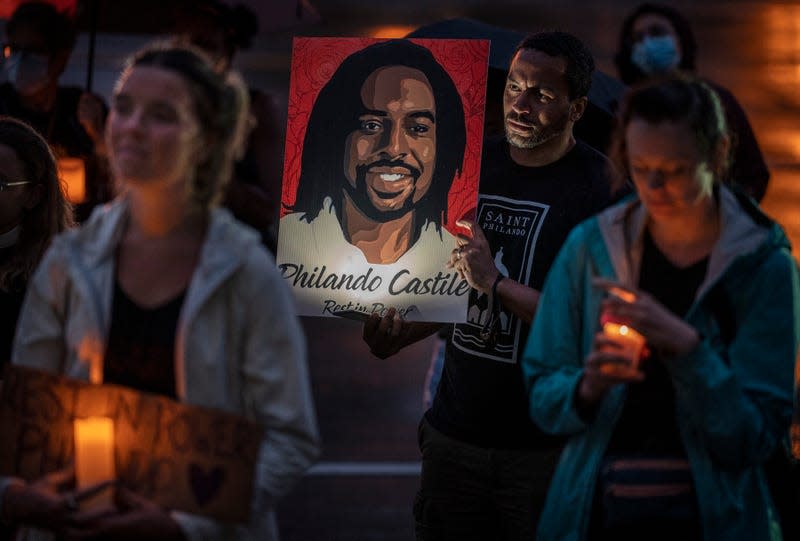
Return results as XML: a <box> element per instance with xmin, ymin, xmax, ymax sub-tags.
<box><xmin>277</xmin><ymin>38</ymin><xmax>488</xmax><ymax>323</ymax></box>
<box><xmin>364</xmin><ymin>31</ymin><xmax>615</xmax><ymax>539</ymax></box>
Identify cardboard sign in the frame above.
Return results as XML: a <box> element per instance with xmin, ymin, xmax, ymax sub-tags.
<box><xmin>277</xmin><ymin>37</ymin><xmax>488</xmax><ymax>323</ymax></box>
<box><xmin>0</xmin><ymin>365</ymin><xmax>263</xmax><ymax>523</ymax></box>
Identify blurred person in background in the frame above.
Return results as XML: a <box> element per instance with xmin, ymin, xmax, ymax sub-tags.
<box><xmin>614</xmin><ymin>2</ymin><xmax>770</xmax><ymax>202</ymax></box>
<box><xmin>0</xmin><ymin>115</ymin><xmax>72</xmax><ymax>382</ymax></box>
<box><xmin>0</xmin><ymin>1</ymin><xmax>112</xmax><ymax>221</ymax></box>
<box><xmin>1</xmin><ymin>42</ymin><xmax>319</xmax><ymax>541</ymax></box>
<box><xmin>522</xmin><ymin>76</ymin><xmax>798</xmax><ymax>541</ymax></box>
<box><xmin>174</xmin><ymin>0</ymin><xmax>283</xmax><ymax>251</ymax></box>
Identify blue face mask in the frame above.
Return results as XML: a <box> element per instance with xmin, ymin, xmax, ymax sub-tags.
<box><xmin>631</xmin><ymin>35</ymin><xmax>680</xmax><ymax>75</ymax></box>
<box><xmin>3</xmin><ymin>51</ymin><xmax>50</xmax><ymax>96</ymax></box>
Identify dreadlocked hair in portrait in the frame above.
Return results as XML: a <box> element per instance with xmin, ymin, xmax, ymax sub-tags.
<box><xmin>291</xmin><ymin>39</ymin><xmax>466</xmax><ymax>237</ymax></box>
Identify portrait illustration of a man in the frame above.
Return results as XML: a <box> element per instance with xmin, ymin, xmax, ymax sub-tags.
<box><xmin>283</xmin><ymin>39</ymin><xmax>465</xmax><ymax>263</ymax></box>
<box><xmin>278</xmin><ymin>38</ymin><xmax>486</xmax><ymax>321</ymax></box>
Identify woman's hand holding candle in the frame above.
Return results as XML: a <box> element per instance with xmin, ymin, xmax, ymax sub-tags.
<box><xmin>576</xmin><ymin>278</ymin><xmax>702</xmax><ymax>411</ymax></box>
<box><xmin>592</xmin><ymin>278</ymin><xmax>700</xmax><ymax>358</ymax></box>
<box><xmin>578</xmin><ymin>332</ymin><xmax>647</xmax><ymax>408</ymax></box>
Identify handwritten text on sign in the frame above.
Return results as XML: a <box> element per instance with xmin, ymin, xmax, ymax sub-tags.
<box><xmin>0</xmin><ymin>365</ymin><xmax>263</xmax><ymax>523</ymax></box>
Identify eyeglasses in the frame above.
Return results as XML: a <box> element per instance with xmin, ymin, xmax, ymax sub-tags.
<box><xmin>0</xmin><ymin>181</ymin><xmax>32</xmax><ymax>191</ymax></box>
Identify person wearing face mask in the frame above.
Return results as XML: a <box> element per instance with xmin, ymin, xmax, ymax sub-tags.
<box><xmin>614</xmin><ymin>2</ymin><xmax>770</xmax><ymax>203</ymax></box>
<box><xmin>4</xmin><ymin>47</ymin><xmax>50</xmax><ymax>96</ymax></box>
<box><xmin>0</xmin><ymin>2</ymin><xmax>112</xmax><ymax>223</ymax></box>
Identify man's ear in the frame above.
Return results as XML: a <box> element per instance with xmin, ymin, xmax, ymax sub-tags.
<box><xmin>568</xmin><ymin>96</ymin><xmax>588</xmax><ymax>123</ymax></box>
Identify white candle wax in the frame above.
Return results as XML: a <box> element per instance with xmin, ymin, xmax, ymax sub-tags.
<box><xmin>57</xmin><ymin>157</ymin><xmax>86</xmax><ymax>205</ymax></box>
<box><xmin>74</xmin><ymin>416</ymin><xmax>115</xmax><ymax>508</ymax></box>
<box><xmin>602</xmin><ymin>322</ymin><xmax>646</xmax><ymax>370</ymax></box>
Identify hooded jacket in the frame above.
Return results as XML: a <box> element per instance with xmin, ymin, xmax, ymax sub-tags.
<box><xmin>522</xmin><ymin>187</ymin><xmax>799</xmax><ymax>540</ymax></box>
<box><xmin>4</xmin><ymin>198</ymin><xmax>321</xmax><ymax>541</ymax></box>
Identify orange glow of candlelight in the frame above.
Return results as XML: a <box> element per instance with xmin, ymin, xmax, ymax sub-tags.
<box><xmin>74</xmin><ymin>417</ymin><xmax>115</xmax><ymax>508</ymax></box>
<box><xmin>602</xmin><ymin>321</ymin><xmax>646</xmax><ymax>371</ymax></box>
<box><xmin>608</xmin><ymin>286</ymin><xmax>637</xmax><ymax>304</ymax></box>
<box><xmin>77</xmin><ymin>337</ymin><xmax>104</xmax><ymax>383</ymax></box>
<box><xmin>57</xmin><ymin>157</ymin><xmax>86</xmax><ymax>205</ymax></box>
<box><xmin>369</xmin><ymin>25</ymin><xmax>417</xmax><ymax>38</ymax></box>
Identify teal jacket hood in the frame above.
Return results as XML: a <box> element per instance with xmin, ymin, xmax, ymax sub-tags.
<box><xmin>522</xmin><ymin>186</ymin><xmax>799</xmax><ymax>541</ymax></box>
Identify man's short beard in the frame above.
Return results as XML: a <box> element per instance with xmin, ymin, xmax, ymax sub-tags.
<box><xmin>504</xmin><ymin>112</ymin><xmax>570</xmax><ymax>150</ymax></box>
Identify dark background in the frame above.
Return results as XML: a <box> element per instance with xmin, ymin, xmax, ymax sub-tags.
<box><xmin>5</xmin><ymin>1</ymin><xmax>799</xmax><ymax>539</ymax></box>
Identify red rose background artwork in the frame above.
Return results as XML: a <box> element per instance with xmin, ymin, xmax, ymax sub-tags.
<box><xmin>281</xmin><ymin>37</ymin><xmax>488</xmax><ymax>235</ymax></box>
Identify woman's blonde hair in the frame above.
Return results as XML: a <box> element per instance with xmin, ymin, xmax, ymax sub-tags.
<box><xmin>119</xmin><ymin>42</ymin><xmax>243</xmax><ymax>210</ymax></box>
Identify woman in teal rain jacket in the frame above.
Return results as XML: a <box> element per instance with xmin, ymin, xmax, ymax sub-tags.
<box><xmin>521</xmin><ymin>77</ymin><xmax>799</xmax><ymax>541</ymax></box>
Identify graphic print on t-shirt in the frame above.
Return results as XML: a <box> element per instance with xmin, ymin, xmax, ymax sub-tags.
<box><xmin>452</xmin><ymin>194</ymin><xmax>548</xmax><ymax>363</ymax></box>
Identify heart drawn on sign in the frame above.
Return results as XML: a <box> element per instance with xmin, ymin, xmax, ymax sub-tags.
<box><xmin>188</xmin><ymin>464</ymin><xmax>225</xmax><ymax>507</ymax></box>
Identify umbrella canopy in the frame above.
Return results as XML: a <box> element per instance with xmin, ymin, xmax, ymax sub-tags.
<box><xmin>0</xmin><ymin>0</ymin><xmax>76</xmax><ymax>18</ymax></box>
<box><xmin>61</xmin><ymin>0</ymin><xmax>317</xmax><ymax>91</ymax></box>
<box><xmin>407</xmin><ymin>18</ymin><xmax>626</xmax><ymax>152</ymax></box>
<box><xmin>407</xmin><ymin>18</ymin><xmax>624</xmax><ymax>114</ymax></box>
<box><xmin>70</xmin><ymin>0</ymin><xmax>319</xmax><ymax>35</ymax></box>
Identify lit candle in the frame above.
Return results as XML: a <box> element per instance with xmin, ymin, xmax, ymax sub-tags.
<box><xmin>57</xmin><ymin>157</ymin><xmax>86</xmax><ymax>205</ymax></box>
<box><xmin>74</xmin><ymin>417</ymin><xmax>115</xmax><ymax>508</ymax></box>
<box><xmin>602</xmin><ymin>321</ymin><xmax>646</xmax><ymax>372</ymax></box>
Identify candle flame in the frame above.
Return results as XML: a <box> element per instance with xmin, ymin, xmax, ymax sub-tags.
<box><xmin>78</xmin><ymin>337</ymin><xmax>104</xmax><ymax>384</ymax></box>
<box><xmin>57</xmin><ymin>157</ymin><xmax>86</xmax><ymax>205</ymax></box>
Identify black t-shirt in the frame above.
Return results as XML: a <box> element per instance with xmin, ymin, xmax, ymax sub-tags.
<box><xmin>103</xmin><ymin>283</ymin><xmax>185</xmax><ymax>399</ymax></box>
<box><xmin>427</xmin><ymin>136</ymin><xmax>614</xmax><ymax>448</ymax></box>
<box><xmin>606</xmin><ymin>230</ymin><xmax>708</xmax><ymax>456</ymax></box>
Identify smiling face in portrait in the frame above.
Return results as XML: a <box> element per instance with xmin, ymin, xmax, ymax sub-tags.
<box><xmin>626</xmin><ymin>117</ymin><xmax>715</xmax><ymax>221</ymax></box>
<box><xmin>343</xmin><ymin>65</ymin><xmax>437</xmax><ymax>221</ymax></box>
<box><xmin>107</xmin><ymin>66</ymin><xmax>203</xmax><ymax>192</ymax></box>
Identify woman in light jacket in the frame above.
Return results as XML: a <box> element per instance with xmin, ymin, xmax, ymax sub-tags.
<box><xmin>521</xmin><ymin>77</ymin><xmax>799</xmax><ymax>540</ymax></box>
<box><xmin>1</xmin><ymin>43</ymin><xmax>320</xmax><ymax>541</ymax></box>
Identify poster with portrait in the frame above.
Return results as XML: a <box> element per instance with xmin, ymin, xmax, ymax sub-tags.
<box><xmin>277</xmin><ymin>37</ymin><xmax>488</xmax><ymax>323</ymax></box>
